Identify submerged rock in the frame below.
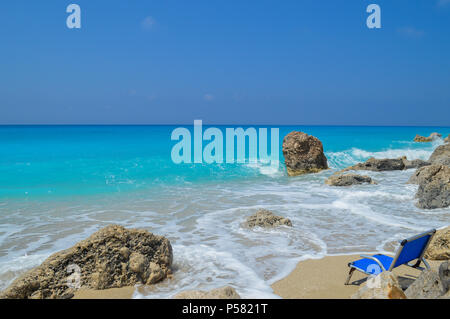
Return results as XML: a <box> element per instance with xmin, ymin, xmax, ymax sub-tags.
<box><xmin>413</xmin><ymin>165</ymin><xmax>450</xmax><ymax>209</ymax></box>
<box><xmin>245</xmin><ymin>209</ymin><xmax>292</xmax><ymax>228</ymax></box>
<box><xmin>282</xmin><ymin>131</ymin><xmax>328</xmax><ymax>176</ymax></box>
<box><xmin>174</xmin><ymin>286</ymin><xmax>241</xmax><ymax>299</ymax></box>
<box><xmin>414</xmin><ymin>133</ymin><xmax>442</xmax><ymax>142</ymax></box>
<box><xmin>428</xmin><ymin>143</ymin><xmax>450</xmax><ymax>166</ymax></box>
<box><xmin>424</xmin><ymin>226</ymin><xmax>450</xmax><ymax>260</ymax></box>
<box><xmin>325</xmin><ymin>173</ymin><xmax>376</xmax><ymax>186</ymax></box>
<box><xmin>405</xmin><ymin>262</ymin><xmax>450</xmax><ymax>299</ymax></box>
<box><xmin>351</xmin><ymin>271</ymin><xmax>406</xmax><ymax>299</ymax></box>
<box><xmin>0</xmin><ymin>225</ymin><xmax>173</xmax><ymax>299</ymax></box>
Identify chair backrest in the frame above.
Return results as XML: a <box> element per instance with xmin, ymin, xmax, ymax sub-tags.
<box><xmin>388</xmin><ymin>229</ymin><xmax>436</xmax><ymax>271</ymax></box>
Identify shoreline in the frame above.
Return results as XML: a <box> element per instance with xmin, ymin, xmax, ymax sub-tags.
<box><xmin>71</xmin><ymin>253</ymin><xmax>429</xmax><ymax>299</ymax></box>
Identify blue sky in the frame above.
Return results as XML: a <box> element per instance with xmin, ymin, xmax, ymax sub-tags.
<box><xmin>0</xmin><ymin>0</ymin><xmax>449</xmax><ymax>125</ymax></box>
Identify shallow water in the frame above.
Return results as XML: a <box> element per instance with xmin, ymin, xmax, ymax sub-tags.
<box><xmin>0</xmin><ymin>126</ymin><xmax>449</xmax><ymax>298</ymax></box>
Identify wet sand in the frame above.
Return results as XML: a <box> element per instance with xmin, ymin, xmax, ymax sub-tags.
<box><xmin>73</xmin><ymin>286</ymin><xmax>136</xmax><ymax>299</ymax></box>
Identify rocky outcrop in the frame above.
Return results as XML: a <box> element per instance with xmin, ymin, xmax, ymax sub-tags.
<box><xmin>428</xmin><ymin>143</ymin><xmax>450</xmax><ymax>166</ymax></box>
<box><xmin>405</xmin><ymin>262</ymin><xmax>450</xmax><ymax>299</ymax></box>
<box><xmin>351</xmin><ymin>271</ymin><xmax>406</xmax><ymax>299</ymax></box>
<box><xmin>342</xmin><ymin>157</ymin><xmax>405</xmax><ymax>172</ymax></box>
<box><xmin>412</xmin><ymin>165</ymin><xmax>450</xmax><ymax>209</ymax></box>
<box><xmin>325</xmin><ymin>173</ymin><xmax>376</xmax><ymax>186</ymax></box>
<box><xmin>444</xmin><ymin>134</ymin><xmax>449</xmax><ymax>143</ymax></box>
<box><xmin>401</xmin><ymin>157</ymin><xmax>430</xmax><ymax>170</ymax></box>
<box><xmin>0</xmin><ymin>225</ymin><xmax>173</xmax><ymax>299</ymax></box>
<box><xmin>173</xmin><ymin>286</ymin><xmax>241</xmax><ymax>299</ymax></box>
<box><xmin>282</xmin><ymin>131</ymin><xmax>328</xmax><ymax>176</ymax></box>
<box><xmin>245</xmin><ymin>209</ymin><xmax>292</xmax><ymax>228</ymax></box>
<box><xmin>424</xmin><ymin>227</ymin><xmax>450</xmax><ymax>260</ymax></box>
<box><xmin>414</xmin><ymin>133</ymin><xmax>442</xmax><ymax>142</ymax></box>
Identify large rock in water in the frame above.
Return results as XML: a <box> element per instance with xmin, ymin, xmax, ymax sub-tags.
<box><xmin>410</xmin><ymin>165</ymin><xmax>450</xmax><ymax>209</ymax></box>
<box><xmin>245</xmin><ymin>209</ymin><xmax>292</xmax><ymax>228</ymax></box>
<box><xmin>325</xmin><ymin>173</ymin><xmax>376</xmax><ymax>186</ymax></box>
<box><xmin>0</xmin><ymin>225</ymin><xmax>173</xmax><ymax>299</ymax></box>
<box><xmin>282</xmin><ymin>131</ymin><xmax>328</xmax><ymax>176</ymax></box>
<box><xmin>405</xmin><ymin>262</ymin><xmax>450</xmax><ymax>299</ymax></box>
<box><xmin>174</xmin><ymin>286</ymin><xmax>241</xmax><ymax>299</ymax></box>
<box><xmin>424</xmin><ymin>226</ymin><xmax>450</xmax><ymax>260</ymax></box>
<box><xmin>351</xmin><ymin>272</ymin><xmax>406</xmax><ymax>299</ymax></box>
<box><xmin>428</xmin><ymin>143</ymin><xmax>450</xmax><ymax>166</ymax></box>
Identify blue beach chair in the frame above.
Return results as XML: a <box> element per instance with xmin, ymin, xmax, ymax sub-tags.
<box><xmin>345</xmin><ymin>229</ymin><xmax>436</xmax><ymax>285</ymax></box>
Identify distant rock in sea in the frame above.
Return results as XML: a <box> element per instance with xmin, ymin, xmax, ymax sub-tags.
<box><xmin>282</xmin><ymin>131</ymin><xmax>328</xmax><ymax>176</ymax></box>
<box><xmin>341</xmin><ymin>156</ymin><xmax>429</xmax><ymax>173</ymax></box>
<box><xmin>325</xmin><ymin>173</ymin><xmax>376</xmax><ymax>186</ymax></box>
<box><xmin>245</xmin><ymin>209</ymin><xmax>292</xmax><ymax>228</ymax></box>
<box><xmin>0</xmin><ymin>225</ymin><xmax>173</xmax><ymax>299</ymax></box>
<box><xmin>424</xmin><ymin>226</ymin><xmax>450</xmax><ymax>261</ymax></box>
<box><xmin>414</xmin><ymin>132</ymin><xmax>442</xmax><ymax>142</ymax></box>
<box><xmin>173</xmin><ymin>286</ymin><xmax>241</xmax><ymax>299</ymax></box>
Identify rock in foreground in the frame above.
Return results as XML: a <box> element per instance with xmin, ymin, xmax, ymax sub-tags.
<box><xmin>444</xmin><ymin>134</ymin><xmax>449</xmax><ymax>143</ymax></box>
<box><xmin>245</xmin><ymin>209</ymin><xmax>292</xmax><ymax>228</ymax></box>
<box><xmin>282</xmin><ymin>131</ymin><xmax>328</xmax><ymax>176</ymax></box>
<box><xmin>405</xmin><ymin>262</ymin><xmax>450</xmax><ymax>299</ymax></box>
<box><xmin>413</xmin><ymin>165</ymin><xmax>450</xmax><ymax>209</ymax></box>
<box><xmin>0</xmin><ymin>225</ymin><xmax>173</xmax><ymax>299</ymax></box>
<box><xmin>325</xmin><ymin>173</ymin><xmax>376</xmax><ymax>186</ymax></box>
<box><xmin>424</xmin><ymin>226</ymin><xmax>450</xmax><ymax>260</ymax></box>
<box><xmin>174</xmin><ymin>286</ymin><xmax>241</xmax><ymax>299</ymax></box>
<box><xmin>351</xmin><ymin>272</ymin><xmax>406</xmax><ymax>299</ymax></box>
<box><xmin>428</xmin><ymin>143</ymin><xmax>450</xmax><ymax>166</ymax></box>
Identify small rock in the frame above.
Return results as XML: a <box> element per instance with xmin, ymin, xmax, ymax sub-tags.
<box><xmin>282</xmin><ymin>131</ymin><xmax>328</xmax><ymax>176</ymax></box>
<box><xmin>174</xmin><ymin>286</ymin><xmax>241</xmax><ymax>299</ymax></box>
<box><xmin>424</xmin><ymin>227</ymin><xmax>450</xmax><ymax>260</ymax></box>
<box><xmin>351</xmin><ymin>271</ymin><xmax>407</xmax><ymax>299</ymax></box>
<box><xmin>325</xmin><ymin>173</ymin><xmax>376</xmax><ymax>186</ymax></box>
<box><xmin>245</xmin><ymin>209</ymin><xmax>292</xmax><ymax>228</ymax></box>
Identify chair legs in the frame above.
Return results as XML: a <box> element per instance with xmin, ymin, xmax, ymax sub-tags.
<box><xmin>345</xmin><ymin>267</ymin><xmax>355</xmax><ymax>285</ymax></box>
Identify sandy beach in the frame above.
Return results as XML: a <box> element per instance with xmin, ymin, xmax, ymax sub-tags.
<box><xmin>71</xmin><ymin>253</ymin><xmax>438</xmax><ymax>299</ymax></box>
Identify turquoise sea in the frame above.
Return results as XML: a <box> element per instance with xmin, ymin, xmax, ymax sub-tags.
<box><xmin>0</xmin><ymin>125</ymin><xmax>449</xmax><ymax>298</ymax></box>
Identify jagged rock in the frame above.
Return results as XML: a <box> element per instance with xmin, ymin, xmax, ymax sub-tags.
<box><xmin>173</xmin><ymin>286</ymin><xmax>241</xmax><ymax>299</ymax></box>
<box><xmin>325</xmin><ymin>173</ymin><xmax>376</xmax><ymax>186</ymax></box>
<box><xmin>405</xmin><ymin>262</ymin><xmax>450</xmax><ymax>299</ymax></box>
<box><xmin>444</xmin><ymin>134</ymin><xmax>449</xmax><ymax>143</ymax></box>
<box><xmin>282</xmin><ymin>131</ymin><xmax>328</xmax><ymax>176</ymax></box>
<box><xmin>424</xmin><ymin>227</ymin><xmax>450</xmax><ymax>260</ymax></box>
<box><xmin>428</xmin><ymin>143</ymin><xmax>450</xmax><ymax>166</ymax></box>
<box><xmin>401</xmin><ymin>157</ymin><xmax>430</xmax><ymax>170</ymax></box>
<box><xmin>351</xmin><ymin>271</ymin><xmax>407</xmax><ymax>299</ymax></box>
<box><xmin>414</xmin><ymin>133</ymin><xmax>442</xmax><ymax>142</ymax></box>
<box><xmin>412</xmin><ymin>165</ymin><xmax>450</xmax><ymax>209</ymax></box>
<box><xmin>245</xmin><ymin>209</ymin><xmax>292</xmax><ymax>228</ymax></box>
<box><xmin>0</xmin><ymin>225</ymin><xmax>173</xmax><ymax>299</ymax></box>
<box><xmin>342</xmin><ymin>157</ymin><xmax>405</xmax><ymax>172</ymax></box>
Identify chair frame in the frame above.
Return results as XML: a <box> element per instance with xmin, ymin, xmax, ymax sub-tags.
<box><xmin>345</xmin><ymin>229</ymin><xmax>436</xmax><ymax>285</ymax></box>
